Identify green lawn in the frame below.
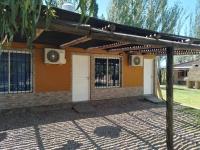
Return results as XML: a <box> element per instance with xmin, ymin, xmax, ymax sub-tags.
<box><xmin>161</xmin><ymin>85</ymin><xmax>200</xmax><ymax>109</ymax></box>
<box><xmin>161</xmin><ymin>85</ymin><xmax>200</xmax><ymax>124</ymax></box>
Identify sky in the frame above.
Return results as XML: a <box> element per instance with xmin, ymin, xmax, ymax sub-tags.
<box><xmin>96</xmin><ymin>0</ymin><xmax>197</xmax><ymax>36</ymax></box>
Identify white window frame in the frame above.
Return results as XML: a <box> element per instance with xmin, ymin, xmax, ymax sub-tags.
<box><xmin>0</xmin><ymin>50</ymin><xmax>33</xmax><ymax>94</ymax></box>
<box><xmin>95</xmin><ymin>56</ymin><xmax>121</xmax><ymax>88</ymax></box>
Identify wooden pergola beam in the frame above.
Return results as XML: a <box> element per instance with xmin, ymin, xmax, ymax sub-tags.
<box><xmin>128</xmin><ymin>47</ymin><xmax>200</xmax><ymax>55</ymax></box>
<box><xmin>136</xmin><ymin>51</ymin><xmax>200</xmax><ymax>55</ymax></box>
<box><xmin>37</xmin><ymin>19</ymin><xmax>200</xmax><ymax>51</ymax></box>
<box><xmin>1</xmin><ymin>35</ymin><xmax>8</xmax><ymax>45</ymax></box>
<box><xmin>155</xmin><ymin>52</ymin><xmax>200</xmax><ymax>55</ymax></box>
<box><xmin>34</xmin><ymin>28</ymin><xmax>44</xmax><ymax>40</ymax></box>
<box><xmin>128</xmin><ymin>48</ymin><xmax>166</xmax><ymax>54</ymax></box>
<box><xmin>166</xmin><ymin>47</ymin><xmax>174</xmax><ymax>150</ymax></box>
<box><xmin>60</xmin><ymin>35</ymin><xmax>92</xmax><ymax>48</ymax></box>
<box><xmin>109</xmin><ymin>45</ymin><xmax>162</xmax><ymax>52</ymax></box>
<box><xmin>87</xmin><ymin>42</ymin><xmax>129</xmax><ymax>50</ymax></box>
<box><xmin>91</xmin><ymin>28</ymin><xmax>200</xmax><ymax>50</ymax></box>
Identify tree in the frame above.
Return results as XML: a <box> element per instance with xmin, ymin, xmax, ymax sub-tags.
<box><xmin>107</xmin><ymin>0</ymin><xmax>186</xmax><ymax>84</ymax></box>
<box><xmin>100</xmin><ymin>14</ymin><xmax>106</xmax><ymax>20</ymax></box>
<box><xmin>107</xmin><ymin>0</ymin><xmax>147</xmax><ymax>28</ymax></box>
<box><xmin>174</xmin><ymin>55</ymin><xmax>196</xmax><ymax>64</ymax></box>
<box><xmin>0</xmin><ymin>0</ymin><xmax>95</xmax><ymax>49</ymax></box>
<box><xmin>174</xmin><ymin>0</ymin><xmax>200</xmax><ymax>65</ymax></box>
<box><xmin>195</xmin><ymin>0</ymin><xmax>200</xmax><ymax>38</ymax></box>
<box><xmin>93</xmin><ymin>0</ymin><xmax>98</xmax><ymax>18</ymax></box>
<box><xmin>52</xmin><ymin>0</ymin><xmax>98</xmax><ymax>17</ymax></box>
<box><xmin>107</xmin><ymin>0</ymin><xmax>185</xmax><ymax>34</ymax></box>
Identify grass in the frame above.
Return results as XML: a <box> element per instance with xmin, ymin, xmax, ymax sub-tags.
<box><xmin>161</xmin><ymin>85</ymin><xmax>200</xmax><ymax>109</ymax></box>
<box><xmin>161</xmin><ymin>85</ymin><xmax>200</xmax><ymax>125</ymax></box>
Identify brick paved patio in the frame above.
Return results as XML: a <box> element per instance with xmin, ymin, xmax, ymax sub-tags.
<box><xmin>0</xmin><ymin>97</ymin><xmax>199</xmax><ymax>150</ymax></box>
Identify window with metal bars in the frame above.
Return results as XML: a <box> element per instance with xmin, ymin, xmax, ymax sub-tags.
<box><xmin>0</xmin><ymin>50</ymin><xmax>32</xmax><ymax>94</ymax></box>
<box><xmin>95</xmin><ymin>57</ymin><xmax>121</xmax><ymax>88</ymax></box>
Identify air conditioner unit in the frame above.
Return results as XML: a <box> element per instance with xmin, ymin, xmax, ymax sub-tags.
<box><xmin>44</xmin><ymin>48</ymin><xmax>66</xmax><ymax>64</ymax></box>
<box><xmin>129</xmin><ymin>55</ymin><xmax>143</xmax><ymax>66</ymax></box>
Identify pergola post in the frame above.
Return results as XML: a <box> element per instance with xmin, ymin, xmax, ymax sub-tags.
<box><xmin>166</xmin><ymin>46</ymin><xmax>174</xmax><ymax>150</ymax></box>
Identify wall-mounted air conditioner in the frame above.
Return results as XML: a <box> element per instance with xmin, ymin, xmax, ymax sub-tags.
<box><xmin>129</xmin><ymin>55</ymin><xmax>143</xmax><ymax>66</ymax></box>
<box><xmin>44</xmin><ymin>48</ymin><xmax>66</xmax><ymax>64</ymax></box>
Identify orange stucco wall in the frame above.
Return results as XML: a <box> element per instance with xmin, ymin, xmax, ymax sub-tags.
<box><xmin>6</xmin><ymin>42</ymin><xmax>155</xmax><ymax>93</ymax></box>
<box><xmin>123</xmin><ymin>55</ymin><xmax>143</xmax><ymax>87</ymax></box>
<box><xmin>35</xmin><ymin>49</ymin><xmax>71</xmax><ymax>92</ymax></box>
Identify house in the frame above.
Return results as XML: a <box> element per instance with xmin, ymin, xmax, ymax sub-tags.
<box><xmin>187</xmin><ymin>64</ymin><xmax>200</xmax><ymax>89</ymax></box>
<box><xmin>0</xmin><ymin>6</ymin><xmax>200</xmax><ymax>111</ymax></box>
<box><xmin>173</xmin><ymin>59</ymin><xmax>200</xmax><ymax>85</ymax></box>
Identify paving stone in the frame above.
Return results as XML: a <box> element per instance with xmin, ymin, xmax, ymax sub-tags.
<box><xmin>0</xmin><ymin>97</ymin><xmax>199</xmax><ymax>150</ymax></box>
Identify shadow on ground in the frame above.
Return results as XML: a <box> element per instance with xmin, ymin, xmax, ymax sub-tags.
<box><xmin>94</xmin><ymin>125</ymin><xmax>121</xmax><ymax>138</ymax></box>
<box><xmin>0</xmin><ymin>132</ymin><xmax>7</xmax><ymax>142</ymax></box>
<box><xmin>0</xmin><ymin>97</ymin><xmax>199</xmax><ymax>149</ymax></box>
<box><xmin>0</xmin><ymin>97</ymin><xmax>159</xmax><ymax>131</ymax></box>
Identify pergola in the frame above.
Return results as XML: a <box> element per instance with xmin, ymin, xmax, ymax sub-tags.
<box><xmin>15</xmin><ymin>7</ymin><xmax>200</xmax><ymax>150</ymax></box>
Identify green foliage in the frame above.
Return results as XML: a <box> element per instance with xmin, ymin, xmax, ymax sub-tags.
<box><xmin>0</xmin><ymin>0</ymin><xmax>95</xmax><ymax>49</ymax></box>
<box><xmin>53</xmin><ymin>0</ymin><xmax>97</xmax><ymax>19</ymax></box>
<box><xmin>93</xmin><ymin>0</ymin><xmax>98</xmax><ymax>18</ymax></box>
<box><xmin>174</xmin><ymin>55</ymin><xmax>198</xmax><ymax>64</ymax></box>
<box><xmin>161</xmin><ymin>85</ymin><xmax>200</xmax><ymax>109</ymax></box>
<box><xmin>107</xmin><ymin>0</ymin><xmax>147</xmax><ymax>28</ymax></box>
<box><xmin>107</xmin><ymin>0</ymin><xmax>185</xmax><ymax>34</ymax></box>
<box><xmin>195</xmin><ymin>0</ymin><xmax>200</xmax><ymax>38</ymax></box>
<box><xmin>0</xmin><ymin>0</ymin><xmax>56</xmax><ymax>48</ymax></box>
<box><xmin>77</xmin><ymin>0</ymin><xmax>94</xmax><ymax>22</ymax></box>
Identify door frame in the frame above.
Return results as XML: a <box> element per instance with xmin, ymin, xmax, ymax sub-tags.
<box><xmin>143</xmin><ymin>58</ymin><xmax>155</xmax><ymax>95</ymax></box>
<box><xmin>72</xmin><ymin>54</ymin><xmax>90</xmax><ymax>102</ymax></box>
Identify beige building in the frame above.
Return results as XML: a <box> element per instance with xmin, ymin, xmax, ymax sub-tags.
<box><xmin>173</xmin><ymin>60</ymin><xmax>200</xmax><ymax>85</ymax></box>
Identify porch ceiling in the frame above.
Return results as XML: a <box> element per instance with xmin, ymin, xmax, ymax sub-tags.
<box><xmin>34</xmin><ymin>31</ymin><xmax>116</xmax><ymax>48</ymax></box>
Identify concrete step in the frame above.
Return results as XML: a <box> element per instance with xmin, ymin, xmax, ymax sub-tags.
<box><xmin>143</xmin><ymin>95</ymin><xmax>165</xmax><ymax>104</ymax></box>
<box><xmin>72</xmin><ymin>102</ymin><xmax>96</xmax><ymax>113</ymax></box>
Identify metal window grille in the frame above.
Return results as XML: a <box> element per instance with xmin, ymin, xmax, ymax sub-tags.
<box><xmin>0</xmin><ymin>50</ymin><xmax>33</xmax><ymax>94</ymax></box>
<box><xmin>95</xmin><ymin>57</ymin><xmax>121</xmax><ymax>88</ymax></box>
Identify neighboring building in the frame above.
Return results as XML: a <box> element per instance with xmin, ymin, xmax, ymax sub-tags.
<box><xmin>173</xmin><ymin>60</ymin><xmax>200</xmax><ymax>85</ymax></box>
<box><xmin>187</xmin><ymin>64</ymin><xmax>200</xmax><ymax>89</ymax></box>
<box><xmin>0</xmin><ymin>6</ymin><xmax>200</xmax><ymax>110</ymax></box>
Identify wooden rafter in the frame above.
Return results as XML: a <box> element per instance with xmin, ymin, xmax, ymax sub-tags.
<box><xmin>155</xmin><ymin>52</ymin><xmax>200</xmax><ymax>55</ymax></box>
<box><xmin>101</xmin><ymin>24</ymin><xmax>116</xmax><ymax>32</ymax></box>
<box><xmin>109</xmin><ymin>45</ymin><xmax>162</xmax><ymax>52</ymax></box>
<box><xmin>60</xmin><ymin>35</ymin><xmax>92</xmax><ymax>48</ymax></box>
<box><xmin>128</xmin><ymin>48</ymin><xmax>166</xmax><ymax>54</ymax></box>
<box><xmin>139</xmin><ymin>51</ymin><xmax>200</xmax><ymax>55</ymax></box>
<box><xmin>87</xmin><ymin>42</ymin><xmax>129</xmax><ymax>50</ymax></box>
<box><xmin>129</xmin><ymin>48</ymin><xmax>200</xmax><ymax>55</ymax></box>
<box><xmin>34</xmin><ymin>28</ymin><xmax>44</xmax><ymax>40</ymax></box>
<box><xmin>1</xmin><ymin>35</ymin><xmax>8</xmax><ymax>45</ymax></box>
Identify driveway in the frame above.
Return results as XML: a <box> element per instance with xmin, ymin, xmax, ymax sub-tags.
<box><xmin>0</xmin><ymin>97</ymin><xmax>199</xmax><ymax>150</ymax></box>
